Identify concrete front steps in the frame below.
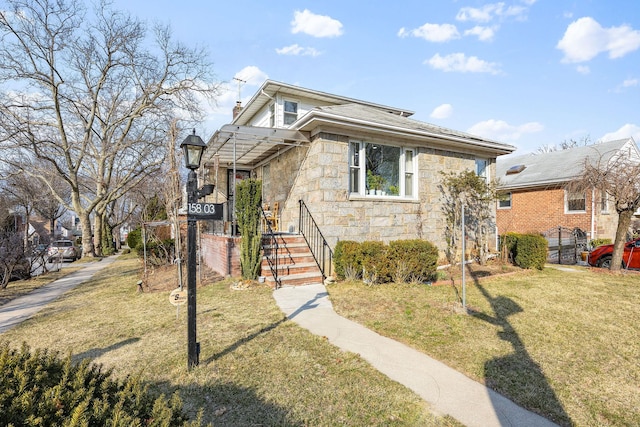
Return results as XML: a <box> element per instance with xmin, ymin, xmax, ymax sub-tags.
<box><xmin>261</xmin><ymin>234</ymin><xmax>324</xmax><ymax>288</ymax></box>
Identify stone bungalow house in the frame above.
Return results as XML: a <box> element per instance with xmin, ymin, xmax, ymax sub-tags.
<box><xmin>200</xmin><ymin>80</ymin><xmax>515</xmax><ymax>286</ymax></box>
<box><xmin>495</xmin><ymin>138</ymin><xmax>640</xmax><ymax>246</ymax></box>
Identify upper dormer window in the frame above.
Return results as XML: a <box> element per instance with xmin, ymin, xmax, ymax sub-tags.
<box><xmin>475</xmin><ymin>158</ymin><xmax>488</xmax><ymax>180</ymax></box>
<box><xmin>269</xmin><ymin>103</ymin><xmax>275</xmax><ymax>127</ymax></box>
<box><xmin>283</xmin><ymin>100</ymin><xmax>298</xmax><ymax>125</ymax></box>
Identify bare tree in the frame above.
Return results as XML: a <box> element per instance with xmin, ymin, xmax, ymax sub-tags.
<box><xmin>0</xmin><ymin>0</ymin><xmax>218</xmax><ymax>258</ymax></box>
<box><xmin>570</xmin><ymin>141</ymin><xmax>640</xmax><ymax>271</ymax></box>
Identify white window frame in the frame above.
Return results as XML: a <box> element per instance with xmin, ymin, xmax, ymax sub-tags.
<box><xmin>349</xmin><ymin>140</ymin><xmax>416</xmax><ymax>199</ymax></box>
<box><xmin>283</xmin><ymin>100</ymin><xmax>298</xmax><ymax>126</ymax></box>
<box><xmin>498</xmin><ymin>192</ymin><xmax>512</xmax><ymax>209</ymax></box>
<box><xmin>268</xmin><ymin>103</ymin><xmax>275</xmax><ymax>127</ymax></box>
<box><xmin>476</xmin><ymin>158</ymin><xmax>489</xmax><ymax>181</ymax></box>
<box><xmin>600</xmin><ymin>190</ymin><xmax>609</xmax><ymax>214</ymax></box>
<box><xmin>565</xmin><ymin>189</ymin><xmax>586</xmax><ymax>213</ymax></box>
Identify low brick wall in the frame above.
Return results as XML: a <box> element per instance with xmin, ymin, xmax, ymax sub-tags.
<box><xmin>201</xmin><ymin>234</ymin><xmax>241</xmax><ymax>277</ymax></box>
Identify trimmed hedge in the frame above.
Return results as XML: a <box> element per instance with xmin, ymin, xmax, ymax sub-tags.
<box><xmin>333</xmin><ymin>241</ymin><xmax>363</xmax><ymax>279</ymax></box>
<box><xmin>333</xmin><ymin>239</ymin><xmax>439</xmax><ymax>284</ymax></box>
<box><xmin>388</xmin><ymin>239</ymin><xmax>439</xmax><ymax>283</ymax></box>
<box><xmin>501</xmin><ymin>233</ymin><xmax>547</xmax><ymax>270</ymax></box>
<box><xmin>0</xmin><ymin>343</ymin><xmax>201</xmax><ymax>426</ymax></box>
<box><xmin>590</xmin><ymin>238</ymin><xmax>612</xmax><ymax>248</ymax></box>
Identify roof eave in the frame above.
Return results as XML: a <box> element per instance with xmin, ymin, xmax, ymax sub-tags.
<box><xmin>295</xmin><ymin>110</ymin><xmax>516</xmax><ymax>156</ymax></box>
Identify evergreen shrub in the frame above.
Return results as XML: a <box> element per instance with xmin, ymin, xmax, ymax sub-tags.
<box><xmin>514</xmin><ymin>234</ymin><xmax>547</xmax><ymax>270</ymax></box>
<box><xmin>333</xmin><ymin>241</ymin><xmax>362</xmax><ymax>279</ymax></box>
<box><xmin>0</xmin><ymin>343</ymin><xmax>202</xmax><ymax>426</ymax></box>
<box><xmin>360</xmin><ymin>241</ymin><xmax>389</xmax><ymax>284</ymax></box>
<box><xmin>388</xmin><ymin>239</ymin><xmax>439</xmax><ymax>282</ymax></box>
<box><xmin>126</xmin><ymin>228</ymin><xmax>142</xmax><ymax>251</ymax></box>
<box><xmin>590</xmin><ymin>238</ymin><xmax>612</xmax><ymax>248</ymax></box>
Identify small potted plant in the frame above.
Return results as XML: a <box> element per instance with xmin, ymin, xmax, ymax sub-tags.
<box><xmin>366</xmin><ymin>170</ymin><xmax>386</xmax><ymax>195</ymax></box>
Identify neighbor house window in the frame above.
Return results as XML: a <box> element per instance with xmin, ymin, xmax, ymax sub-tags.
<box><xmin>498</xmin><ymin>192</ymin><xmax>512</xmax><ymax>209</ymax></box>
<box><xmin>566</xmin><ymin>190</ymin><xmax>586</xmax><ymax>212</ymax></box>
<box><xmin>283</xmin><ymin>100</ymin><xmax>298</xmax><ymax>125</ymax></box>
<box><xmin>476</xmin><ymin>158</ymin><xmax>488</xmax><ymax>180</ymax></box>
<box><xmin>349</xmin><ymin>141</ymin><xmax>415</xmax><ymax>198</ymax></box>
<box><xmin>269</xmin><ymin>103</ymin><xmax>275</xmax><ymax>127</ymax></box>
<box><xmin>600</xmin><ymin>191</ymin><xmax>609</xmax><ymax>213</ymax></box>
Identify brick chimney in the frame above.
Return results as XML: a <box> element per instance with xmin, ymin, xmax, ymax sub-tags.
<box><xmin>232</xmin><ymin>101</ymin><xmax>243</xmax><ymax>119</ymax></box>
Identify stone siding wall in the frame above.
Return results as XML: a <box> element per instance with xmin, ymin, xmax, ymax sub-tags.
<box><xmin>278</xmin><ymin>133</ymin><xmax>492</xmax><ymax>253</ymax></box>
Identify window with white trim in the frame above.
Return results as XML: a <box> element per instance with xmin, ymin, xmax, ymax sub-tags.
<box><xmin>268</xmin><ymin>103</ymin><xmax>275</xmax><ymax>127</ymax></box>
<box><xmin>600</xmin><ymin>191</ymin><xmax>609</xmax><ymax>213</ymax></box>
<box><xmin>566</xmin><ymin>190</ymin><xmax>586</xmax><ymax>212</ymax></box>
<box><xmin>349</xmin><ymin>141</ymin><xmax>415</xmax><ymax>198</ymax></box>
<box><xmin>476</xmin><ymin>158</ymin><xmax>488</xmax><ymax>180</ymax></box>
<box><xmin>283</xmin><ymin>100</ymin><xmax>298</xmax><ymax>125</ymax></box>
<box><xmin>498</xmin><ymin>192</ymin><xmax>512</xmax><ymax>209</ymax></box>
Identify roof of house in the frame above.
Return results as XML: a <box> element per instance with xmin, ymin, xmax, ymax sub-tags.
<box><xmin>496</xmin><ymin>138</ymin><xmax>639</xmax><ymax>190</ymax></box>
<box><xmin>207</xmin><ymin>80</ymin><xmax>516</xmax><ymax>167</ymax></box>
<box><xmin>296</xmin><ymin>103</ymin><xmax>515</xmax><ymax>155</ymax></box>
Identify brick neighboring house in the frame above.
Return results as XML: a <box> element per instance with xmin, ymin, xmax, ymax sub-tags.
<box><xmin>200</xmin><ymin>80</ymin><xmax>515</xmax><ymax>285</ymax></box>
<box><xmin>495</xmin><ymin>138</ymin><xmax>640</xmax><ymax>242</ymax></box>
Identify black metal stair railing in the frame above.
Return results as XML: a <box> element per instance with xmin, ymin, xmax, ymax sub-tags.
<box><xmin>260</xmin><ymin>206</ymin><xmax>281</xmax><ymax>288</ymax></box>
<box><xmin>298</xmin><ymin>200</ymin><xmax>333</xmax><ymax>279</ymax></box>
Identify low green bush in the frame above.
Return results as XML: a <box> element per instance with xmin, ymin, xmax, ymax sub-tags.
<box><xmin>514</xmin><ymin>234</ymin><xmax>547</xmax><ymax>270</ymax></box>
<box><xmin>126</xmin><ymin>228</ymin><xmax>142</xmax><ymax>251</ymax></box>
<box><xmin>388</xmin><ymin>239</ymin><xmax>439</xmax><ymax>283</ymax></box>
<box><xmin>334</xmin><ymin>241</ymin><xmax>363</xmax><ymax>279</ymax></box>
<box><xmin>590</xmin><ymin>238</ymin><xmax>612</xmax><ymax>248</ymax></box>
<box><xmin>360</xmin><ymin>241</ymin><xmax>389</xmax><ymax>285</ymax></box>
<box><xmin>0</xmin><ymin>342</ymin><xmax>201</xmax><ymax>426</ymax></box>
<box><xmin>334</xmin><ymin>239</ymin><xmax>439</xmax><ymax>284</ymax></box>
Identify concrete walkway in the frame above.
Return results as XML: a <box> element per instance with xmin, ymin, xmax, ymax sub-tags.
<box><xmin>273</xmin><ymin>284</ymin><xmax>558</xmax><ymax>427</ymax></box>
<box><xmin>0</xmin><ymin>256</ymin><xmax>119</xmax><ymax>334</ymax></box>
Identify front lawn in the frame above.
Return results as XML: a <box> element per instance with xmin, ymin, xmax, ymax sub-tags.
<box><xmin>328</xmin><ymin>265</ymin><xmax>640</xmax><ymax>427</ymax></box>
<box><xmin>0</xmin><ymin>254</ymin><xmax>459</xmax><ymax>426</ymax></box>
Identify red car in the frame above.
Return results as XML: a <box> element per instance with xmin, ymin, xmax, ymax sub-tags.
<box><xmin>587</xmin><ymin>237</ymin><xmax>640</xmax><ymax>269</ymax></box>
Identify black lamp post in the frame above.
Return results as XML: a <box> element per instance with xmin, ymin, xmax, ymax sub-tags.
<box><xmin>180</xmin><ymin>130</ymin><xmax>208</xmax><ymax>370</ymax></box>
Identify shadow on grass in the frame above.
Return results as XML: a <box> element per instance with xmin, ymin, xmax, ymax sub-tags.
<box><xmin>468</xmin><ymin>271</ymin><xmax>572</xmax><ymax>426</ymax></box>
<box><xmin>203</xmin><ymin>318</ymin><xmax>287</xmax><ymax>364</ymax></box>
<box><xmin>72</xmin><ymin>337</ymin><xmax>141</xmax><ymax>363</ymax></box>
<box><xmin>153</xmin><ymin>380</ymin><xmax>303</xmax><ymax>426</ymax></box>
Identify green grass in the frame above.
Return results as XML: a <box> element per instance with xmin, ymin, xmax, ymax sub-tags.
<box><xmin>328</xmin><ymin>266</ymin><xmax>640</xmax><ymax>427</ymax></box>
<box><xmin>1</xmin><ymin>253</ymin><xmax>459</xmax><ymax>426</ymax></box>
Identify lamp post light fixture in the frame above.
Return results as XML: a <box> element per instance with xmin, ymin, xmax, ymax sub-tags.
<box><xmin>180</xmin><ymin>129</ymin><xmax>213</xmax><ymax>370</ymax></box>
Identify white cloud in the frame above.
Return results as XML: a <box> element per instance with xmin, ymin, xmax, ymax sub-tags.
<box><xmin>291</xmin><ymin>9</ymin><xmax>343</xmax><ymax>38</ymax></box>
<box><xmin>398</xmin><ymin>23</ymin><xmax>460</xmax><ymax>42</ymax></box>
<box><xmin>464</xmin><ymin>25</ymin><xmax>497</xmax><ymax>42</ymax></box>
<box><xmin>576</xmin><ymin>65</ymin><xmax>590</xmax><ymax>74</ymax></box>
<box><xmin>467</xmin><ymin>119</ymin><xmax>544</xmax><ymax>142</ymax></box>
<box><xmin>599</xmin><ymin>124</ymin><xmax>640</xmax><ymax>143</ymax></box>
<box><xmin>456</xmin><ymin>3</ymin><xmax>530</xmax><ymax>23</ymax></box>
<box><xmin>426</xmin><ymin>53</ymin><xmax>502</xmax><ymax>74</ymax></box>
<box><xmin>430</xmin><ymin>104</ymin><xmax>453</xmax><ymax>119</ymax></box>
<box><xmin>557</xmin><ymin>17</ymin><xmax>640</xmax><ymax>63</ymax></box>
<box><xmin>276</xmin><ymin>44</ymin><xmax>321</xmax><ymax>57</ymax></box>
<box><xmin>233</xmin><ymin>66</ymin><xmax>268</xmax><ymax>86</ymax></box>
<box><xmin>613</xmin><ymin>78</ymin><xmax>638</xmax><ymax>92</ymax></box>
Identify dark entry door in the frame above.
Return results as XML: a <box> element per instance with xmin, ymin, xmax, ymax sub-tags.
<box><xmin>227</xmin><ymin>170</ymin><xmax>251</xmax><ymax>222</ymax></box>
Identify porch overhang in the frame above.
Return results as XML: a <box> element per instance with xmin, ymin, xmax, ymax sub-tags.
<box><xmin>204</xmin><ymin>124</ymin><xmax>311</xmax><ymax>168</ymax></box>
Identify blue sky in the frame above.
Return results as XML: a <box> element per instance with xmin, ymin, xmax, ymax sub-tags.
<box><xmin>112</xmin><ymin>0</ymin><xmax>640</xmax><ymax>156</ymax></box>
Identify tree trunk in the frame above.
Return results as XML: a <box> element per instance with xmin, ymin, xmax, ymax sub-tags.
<box><xmin>80</xmin><ymin>213</ymin><xmax>95</xmax><ymax>258</ymax></box>
<box><xmin>610</xmin><ymin>209</ymin><xmax>634</xmax><ymax>271</ymax></box>
<box><xmin>94</xmin><ymin>213</ymin><xmax>104</xmax><ymax>257</ymax></box>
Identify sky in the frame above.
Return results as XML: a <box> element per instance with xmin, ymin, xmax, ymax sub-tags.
<box><xmin>111</xmin><ymin>0</ymin><xmax>640</xmax><ymax>156</ymax></box>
